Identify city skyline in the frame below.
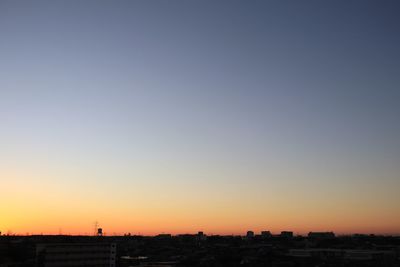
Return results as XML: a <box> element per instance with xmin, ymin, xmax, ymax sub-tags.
<box><xmin>1</xmin><ymin>1</ymin><xmax>400</xmax><ymax>236</ymax></box>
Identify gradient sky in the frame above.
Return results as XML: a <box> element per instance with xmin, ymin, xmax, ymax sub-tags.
<box><xmin>1</xmin><ymin>0</ymin><xmax>400</xmax><ymax>236</ymax></box>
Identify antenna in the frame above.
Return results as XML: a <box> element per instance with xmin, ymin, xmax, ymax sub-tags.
<box><xmin>94</xmin><ymin>221</ymin><xmax>99</xmax><ymax>236</ymax></box>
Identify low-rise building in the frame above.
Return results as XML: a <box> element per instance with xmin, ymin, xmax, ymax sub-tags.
<box><xmin>36</xmin><ymin>242</ymin><xmax>116</xmax><ymax>267</ymax></box>
<box><xmin>280</xmin><ymin>231</ymin><xmax>293</xmax><ymax>238</ymax></box>
<box><xmin>308</xmin><ymin>232</ymin><xmax>335</xmax><ymax>239</ymax></box>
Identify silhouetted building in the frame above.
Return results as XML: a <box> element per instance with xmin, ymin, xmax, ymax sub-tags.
<box><xmin>197</xmin><ymin>231</ymin><xmax>206</xmax><ymax>241</ymax></box>
<box><xmin>36</xmin><ymin>243</ymin><xmax>116</xmax><ymax>267</ymax></box>
<box><xmin>308</xmin><ymin>231</ymin><xmax>335</xmax><ymax>239</ymax></box>
<box><xmin>280</xmin><ymin>231</ymin><xmax>293</xmax><ymax>238</ymax></box>
<box><xmin>156</xmin><ymin>234</ymin><xmax>172</xmax><ymax>238</ymax></box>
<box><xmin>246</xmin><ymin>231</ymin><xmax>254</xmax><ymax>238</ymax></box>
<box><xmin>261</xmin><ymin>231</ymin><xmax>272</xmax><ymax>238</ymax></box>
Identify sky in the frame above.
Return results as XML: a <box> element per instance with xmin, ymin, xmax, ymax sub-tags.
<box><xmin>1</xmin><ymin>0</ymin><xmax>400</xmax><ymax>236</ymax></box>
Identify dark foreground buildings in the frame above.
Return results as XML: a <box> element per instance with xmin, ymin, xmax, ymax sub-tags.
<box><xmin>36</xmin><ymin>243</ymin><xmax>116</xmax><ymax>267</ymax></box>
<box><xmin>0</xmin><ymin>232</ymin><xmax>399</xmax><ymax>267</ymax></box>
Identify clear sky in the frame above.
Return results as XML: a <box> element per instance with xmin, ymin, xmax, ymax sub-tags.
<box><xmin>1</xmin><ymin>0</ymin><xmax>399</xmax><ymax>236</ymax></box>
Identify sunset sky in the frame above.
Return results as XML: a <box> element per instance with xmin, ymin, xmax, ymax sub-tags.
<box><xmin>1</xmin><ymin>1</ymin><xmax>400</xmax><ymax>236</ymax></box>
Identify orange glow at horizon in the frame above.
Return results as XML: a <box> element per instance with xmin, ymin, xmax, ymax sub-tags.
<box><xmin>2</xmin><ymin>159</ymin><xmax>400</xmax><ymax>237</ymax></box>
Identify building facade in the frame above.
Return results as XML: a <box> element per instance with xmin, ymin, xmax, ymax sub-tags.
<box><xmin>36</xmin><ymin>243</ymin><xmax>116</xmax><ymax>267</ymax></box>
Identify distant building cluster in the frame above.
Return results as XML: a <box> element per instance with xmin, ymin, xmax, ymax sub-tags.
<box><xmin>0</xmin><ymin>231</ymin><xmax>399</xmax><ymax>267</ymax></box>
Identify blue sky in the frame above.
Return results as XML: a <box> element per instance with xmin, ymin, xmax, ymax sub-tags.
<box><xmin>1</xmin><ymin>1</ymin><xmax>399</xmax><ymax>234</ymax></box>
